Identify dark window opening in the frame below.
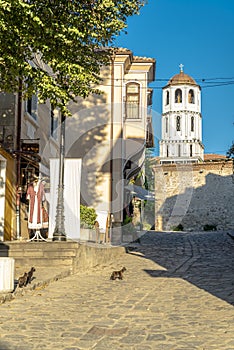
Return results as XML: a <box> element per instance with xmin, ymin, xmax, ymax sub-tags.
<box><xmin>191</xmin><ymin>116</ymin><xmax>194</xmax><ymax>132</ymax></box>
<box><xmin>188</xmin><ymin>89</ymin><xmax>195</xmax><ymax>103</ymax></box>
<box><xmin>51</xmin><ymin>106</ymin><xmax>58</xmax><ymax>139</ymax></box>
<box><xmin>165</xmin><ymin>117</ymin><xmax>168</xmax><ymax>133</ymax></box>
<box><xmin>25</xmin><ymin>95</ymin><xmax>37</xmax><ymax>120</ymax></box>
<box><xmin>166</xmin><ymin>91</ymin><xmax>169</xmax><ymax>105</ymax></box>
<box><xmin>176</xmin><ymin>116</ymin><xmax>181</xmax><ymax>131</ymax></box>
<box><xmin>190</xmin><ymin>144</ymin><xmax>193</xmax><ymax>157</ymax></box>
<box><xmin>175</xmin><ymin>89</ymin><xmax>182</xmax><ymax>103</ymax></box>
<box><xmin>178</xmin><ymin>144</ymin><xmax>181</xmax><ymax>157</ymax></box>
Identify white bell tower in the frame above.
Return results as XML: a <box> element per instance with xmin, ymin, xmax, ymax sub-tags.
<box><xmin>159</xmin><ymin>65</ymin><xmax>204</xmax><ymax>164</ymax></box>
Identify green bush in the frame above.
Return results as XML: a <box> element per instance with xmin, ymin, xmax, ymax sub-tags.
<box><xmin>203</xmin><ymin>224</ymin><xmax>217</xmax><ymax>231</ymax></box>
<box><xmin>80</xmin><ymin>205</ymin><xmax>97</xmax><ymax>229</ymax></box>
<box><xmin>172</xmin><ymin>224</ymin><xmax>184</xmax><ymax>231</ymax></box>
<box><xmin>123</xmin><ymin>215</ymin><xmax>132</xmax><ymax>226</ymax></box>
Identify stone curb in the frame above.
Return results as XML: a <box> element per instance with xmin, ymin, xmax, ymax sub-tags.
<box><xmin>0</xmin><ymin>268</ymin><xmax>72</xmax><ymax>304</ymax></box>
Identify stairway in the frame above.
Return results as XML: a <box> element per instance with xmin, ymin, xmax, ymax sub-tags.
<box><xmin>0</xmin><ymin>240</ymin><xmax>126</xmax><ymax>273</ymax></box>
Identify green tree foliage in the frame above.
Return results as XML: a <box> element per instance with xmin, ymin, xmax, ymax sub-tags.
<box><xmin>80</xmin><ymin>204</ymin><xmax>97</xmax><ymax>228</ymax></box>
<box><xmin>227</xmin><ymin>142</ymin><xmax>234</xmax><ymax>158</ymax></box>
<box><xmin>0</xmin><ymin>0</ymin><xmax>146</xmax><ymax>112</ymax></box>
<box><xmin>143</xmin><ymin>149</ymin><xmax>156</xmax><ymax>229</ymax></box>
<box><xmin>145</xmin><ymin>149</ymin><xmax>156</xmax><ymax>191</ymax></box>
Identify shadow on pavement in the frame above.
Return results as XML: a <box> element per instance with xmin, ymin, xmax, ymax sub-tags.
<box><xmin>0</xmin><ymin>341</ymin><xmax>11</xmax><ymax>350</ymax></box>
<box><xmin>126</xmin><ymin>230</ymin><xmax>234</xmax><ymax>306</ymax></box>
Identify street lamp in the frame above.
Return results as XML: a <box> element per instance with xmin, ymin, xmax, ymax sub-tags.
<box><xmin>52</xmin><ymin>109</ymin><xmax>66</xmax><ymax>241</ymax></box>
<box><xmin>16</xmin><ymin>84</ymin><xmax>22</xmax><ymax>240</ymax></box>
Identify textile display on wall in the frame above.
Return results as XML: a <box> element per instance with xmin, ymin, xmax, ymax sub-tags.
<box><xmin>49</xmin><ymin>159</ymin><xmax>82</xmax><ymax>240</ymax></box>
<box><xmin>95</xmin><ymin>210</ymin><xmax>109</xmax><ymax>244</ymax></box>
<box><xmin>96</xmin><ymin>211</ymin><xmax>108</xmax><ymax>234</ymax></box>
<box><xmin>27</xmin><ymin>179</ymin><xmax>49</xmax><ymax>230</ymax></box>
<box><xmin>0</xmin><ymin>156</ymin><xmax>6</xmax><ymax>241</ymax></box>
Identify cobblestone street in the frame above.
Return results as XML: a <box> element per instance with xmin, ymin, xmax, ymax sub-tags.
<box><xmin>0</xmin><ymin>231</ymin><xmax>233</xmax><ymax>350</ymax></box>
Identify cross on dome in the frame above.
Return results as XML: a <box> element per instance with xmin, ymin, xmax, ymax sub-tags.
<box><xmin>179</xmin><ymin>63</ymin><xmax>184</xmax><ymax>72</ymax></box>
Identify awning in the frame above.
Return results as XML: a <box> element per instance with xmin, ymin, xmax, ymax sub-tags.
<box><xmin>123</xmin><ymin>139</ymin><xmax>145</xmax><ymax>180</ymax></box>
<box><xmin>125</xmin><ymin>184</ymin><xmax>155</xmax><ymax>201</ymax></box>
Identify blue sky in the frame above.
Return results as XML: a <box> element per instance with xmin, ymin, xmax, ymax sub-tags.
<box><xmin>114</xmin><ymin>0</ymin><xmax>234</xmax><ymax>156</ymax></box>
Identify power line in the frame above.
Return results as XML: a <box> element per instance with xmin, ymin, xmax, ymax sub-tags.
<box><xmin>102</xmin><ymin>76</ymin><xmax>234</xmax><ymax>82</ymax></box>
<box><xmin>97</xmin><ymin>82</ymin><xmax>234</xmax><ymax>89</ymax></box>
<box><xmin>197</xmin><ymin>77</ymin><xmax>234</xmax><ymax>81</ymax></box>
<box><xmin>201</xmin><ymin>81</ymin><xmax>234</xmax><ymax>88</ymax></box>
<box><xmin>98</xmin><ymin>76</ymin><xmax>234</xmax><ymax>89</ymax></box>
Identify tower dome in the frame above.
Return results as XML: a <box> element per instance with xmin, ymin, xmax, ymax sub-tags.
<box><xmin>166</xmin><ymin>65</ymin><xmax>198</xmax><ymax>87</ymax></box>
<box><xmin>167</xmin><ymin>72</ymin><xmax>197</xmax><ymax>86</ymax></box>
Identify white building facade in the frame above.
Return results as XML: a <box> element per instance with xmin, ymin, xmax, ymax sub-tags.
<box><xmin>159</xmin><ymin>65</ymin><xmax>204</xmax><ymax>164</ymax></box>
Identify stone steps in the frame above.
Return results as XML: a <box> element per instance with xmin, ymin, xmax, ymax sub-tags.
<box><xmin>0</xmin><ymin>240</ymin><xmax>126</xmax><ymax>273</ymax></box>
<box><xmin>0</xmin><ymin>241</ymin><xmax>78</xmax><ymax>269</ymax></box>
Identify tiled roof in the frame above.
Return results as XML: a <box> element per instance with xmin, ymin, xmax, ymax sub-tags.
<box><xmin>115</xmin><ymin>47</ymin><xmax>132</xmax><ymax>54</ymax></box>
<box><xmin>204</xmin><ymin>154</ymin><xmax>228</xmax><ymax>161</ymax></box>
<box><xmin>133</xmin><ymin>56</ymin><xmax>155</xmax><ymax>63</ymax></box>
<box><xmin>115</xmin><ymin>47</ymin><xmax>155</xmax><ymax>62</ymax></box>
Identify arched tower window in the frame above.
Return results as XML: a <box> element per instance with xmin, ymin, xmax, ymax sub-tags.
<box><xmin>166</xmin><ymin>91</ymin><xmax>169</xmax><ymax>105</ymax></box>
<box><xmin>175</xmin><ymin>89</ymin><xmax>182</xmax><ymax>103</ymax></box>
<box><xmin>188</xmin><ymin>89</ymin><xmax>194</xmax><ymax>104</ymax></box>
<box><xmin>191</xmin><ymin>116</ymin><xmax>194</xmax><ymax>132</ymax></box>
<box><xmin>126</xmin><ymin>83</ymin><xmax>140</xmax><ymax>119</ymax></box>
<box><xmin>176</xmin><ymin>116</ymin><xmax>181</xmax><ymax>131</ymax></box>
<box><xmin>166</xmin><ymin>145</ymin><xmax>169</xmax><ymax>157</ymax></box>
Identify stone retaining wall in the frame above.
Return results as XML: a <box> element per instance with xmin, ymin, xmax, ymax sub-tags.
<box><xmin>0</xmin><ymin>241</ymin><xmax>126</xmax><ymax>273</ymax></box>
<box><xmin>154</xmin><ymin>160</ymin><xmax>234</xmax><ymax>231</ymax></box>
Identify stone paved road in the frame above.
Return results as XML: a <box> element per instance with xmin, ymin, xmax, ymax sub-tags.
<box><xmin>0</xmin><ymin>231</ymin><xmax>233</xmax><ymax>350</ymax></box>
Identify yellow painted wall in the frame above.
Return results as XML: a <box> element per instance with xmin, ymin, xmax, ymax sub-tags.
<box><xmin>1</xmin><ymin>149</ymin><xmax>16</xmax><ymax>240</ymax></box>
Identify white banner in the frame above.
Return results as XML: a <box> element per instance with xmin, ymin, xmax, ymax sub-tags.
<box><xmin>49</xmin><ymin>158</ymin><xmax>82</xmax><ymax>240</ymax></box>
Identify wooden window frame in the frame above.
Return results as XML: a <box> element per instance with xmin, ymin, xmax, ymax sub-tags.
<box><xmin>126</xmin><ymin>82</ymin><xmax>140</xmax><ymax>119</ymax></box>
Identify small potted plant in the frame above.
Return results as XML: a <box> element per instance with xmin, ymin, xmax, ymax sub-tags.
<box><xmin>80</xmin><ymin>205</ymin><xmax>97</xmax><ymax>241</ymax></box>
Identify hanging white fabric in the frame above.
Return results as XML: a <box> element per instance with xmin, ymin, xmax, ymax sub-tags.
<box><xmin>49</xmin><ymin>158</ymin><xmax>82</xmax><ymax>240</ymax></box>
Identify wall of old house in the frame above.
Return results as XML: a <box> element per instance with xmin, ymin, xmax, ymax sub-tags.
<box><xmin>154</xmin><ymin>160</ymin><xmax>234</xmax><ymax>231</ymax></box>
<box><xmin>0</xmin><ymin>149</ymin><xmax>17</xmax><ymax>240</ymax></box>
